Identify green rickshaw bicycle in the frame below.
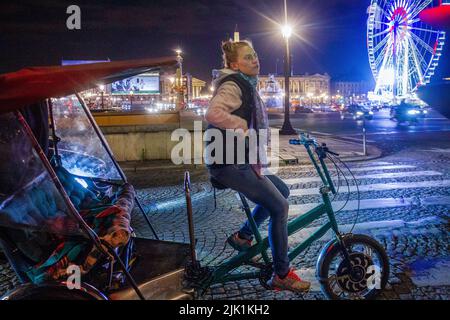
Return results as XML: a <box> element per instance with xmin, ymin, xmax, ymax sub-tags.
<box><xmin>183</xmin><ymin>132</ymin><xmax>390</xmax><ymax>300</ymax></box>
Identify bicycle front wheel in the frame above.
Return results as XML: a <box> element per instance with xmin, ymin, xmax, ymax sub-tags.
<box><xmin>318</xmin><ymin>234</ymin><xmax>389</xmax><ymax>300</ymax></box>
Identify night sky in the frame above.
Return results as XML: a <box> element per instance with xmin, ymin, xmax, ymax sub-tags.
<box><xmin>0</xmin><ymin>0</ymin><xmax>445</xmax><ymax>83</ymax></box>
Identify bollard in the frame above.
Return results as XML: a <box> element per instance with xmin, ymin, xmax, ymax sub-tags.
<box><xmin>363</xmin><ymin>118</ymin><xmax>367</xmax><ymax>156</ymax></box>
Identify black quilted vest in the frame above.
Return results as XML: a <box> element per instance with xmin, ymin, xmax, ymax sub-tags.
<box><xmin>205</xmin><ymin>74</ymin><xmax>256</xmax><ymax>168</ymax></box>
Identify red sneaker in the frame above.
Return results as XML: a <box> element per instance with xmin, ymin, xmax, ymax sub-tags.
<box><xmin>267</xmin><ymin>268</ymin><xmax>311</xmax><ymax>293</ymax></box>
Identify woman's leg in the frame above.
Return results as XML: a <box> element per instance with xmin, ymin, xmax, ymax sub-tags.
<box><xmin>238</xmin><ymin>174</ymin><xmax>290</xmax><ymax>240</ymax></box>
<box><xmin>209</xmin><ymin>164</ymin><xmax>290</xmax><ymax>277</ymax></box>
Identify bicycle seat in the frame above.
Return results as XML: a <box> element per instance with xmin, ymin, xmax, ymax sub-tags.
<box><xmin>210</xmin><ymin>177</ymin><xmax>228</xmax><ymax>190</ymax></box>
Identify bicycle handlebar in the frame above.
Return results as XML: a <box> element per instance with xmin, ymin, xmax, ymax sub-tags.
<box><xmin>289</xmin><ymin>132</ymin><xmax>339</xmax><ymax>194</ymax></box>
<box><xmin>289</xmin><ymin>133</ymin><xmax>340</xmax><ymax>157</ymax></box>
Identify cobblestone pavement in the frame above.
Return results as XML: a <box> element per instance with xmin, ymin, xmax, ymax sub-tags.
<box><xmin>1</xmin><ymin>143</ymin><xmax>449</xmax><ymax>300</ymax></box>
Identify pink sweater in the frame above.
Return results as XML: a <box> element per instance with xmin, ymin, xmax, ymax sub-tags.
<box><xmin>205</xmin><ymin>81</ymin><xmax>248</xmax><ymax>131</ymax></box>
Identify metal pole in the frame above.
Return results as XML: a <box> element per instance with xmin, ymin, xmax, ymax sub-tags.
<box><xmin>280</xmin><ymin>34</ymin><xmax>296</xmax><ymax>135</ymax></box>
<box><xmin>75</xmin><ymin>93</ymin><xmax>160</xmax><ymax>240</ymax></box>
<box><xmin>47</xmin><ymin>99</ymin><xmax>62</xmax><ymax>166</ymax></box>
<box><xmin>363</xmin><ymin>118</ymin><xmax>367</xmax><ymax>156</ymax></box>
<box><xmin>184</xmin><ymin>172</ymin><xmax>199</xmax><ymax>268</ymax></box>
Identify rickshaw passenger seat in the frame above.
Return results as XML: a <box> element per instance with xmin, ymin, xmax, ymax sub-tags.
<box><xmin>54</xmin><ymin>166</ymin><xmax>102</xmax><ymax>210</ymax></box>
<box><xmin>0</xmin><ymin>164</ymin><xmax>134</xmax><ymax>284</ymax></box>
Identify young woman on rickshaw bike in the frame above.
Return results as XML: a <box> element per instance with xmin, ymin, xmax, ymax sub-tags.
<box><xmin>205</xmin><ymin>40</ymin><xmax>310</xmax><ymax>293</ymax></box>
<box><xmin>186</xmin><ymin>40</ymin><xmax>391</xmax><ymax>299</ymax></box>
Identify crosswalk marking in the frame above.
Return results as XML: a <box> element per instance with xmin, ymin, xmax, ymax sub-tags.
<box><xmin>283</xmin><ymin>170</ymin><xmax>442</xmax><ymax>185</ymax></box>
<box><xmin>288</xmin><ymin>216</ymin><xmax>443</xmax><ymax>245</ymax></box>
<box><xmin>289</xmin><ymin>180</ymin><xmax>450</xmax><ymax>196</ymax></box>
<box><xmin>227</xmin><ymin>162</ymin><xmax>448</xmax><ymax>225</ymax></box>
<box><xmin>419</xmin><ymin>148</ymin><xmax>450</xmax><ymax>153</ymax></box>
<box><xmin>265</xmin><ymin>163</ymin><xmax>410</xmax><ymax>174</ymax></box>
<box><xmin>287</xmin><ymin>196</ymin><xmax>450</xmax><ymax>216</ymax></box>
<box><xmin>326</xmin><ymin>164</ymin><xmax>416</xmax><ymax>172</ymax></box>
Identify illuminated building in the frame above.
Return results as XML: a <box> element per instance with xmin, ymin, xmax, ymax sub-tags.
<box><xmin>258</xmin><ymin>73</ymin><xmax>331</xmax><ymax>99</ymax></box>
<box><xmin>62</xmin><ymin>60</ymin><xmax>206</xmax><ymax>111</ymax></box>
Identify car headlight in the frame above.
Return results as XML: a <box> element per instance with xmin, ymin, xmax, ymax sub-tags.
<box><xmin>407</xmin><ymin>110</ymin><xmax>418</xmax><ymax>115</ymax></box>
<box><xmin>356</xmin><ymin>111</ymin><xmax>364</xmax><ymax>116</ymax></box>
<box><xmin>423</xmin><ymin>110</ymin><xmax>428</xmax><ymax>114</ymax></box>
<box><xmin>369</xmin><ymin>111</ymin><xmax>374</xmax><ymax>115</ymax></box>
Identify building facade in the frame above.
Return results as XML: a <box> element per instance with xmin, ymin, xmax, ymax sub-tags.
<box><xmin>332</xmin><ymin>80</ymin><xmax>373</xmax><ymax>97</ymax></box>
<box><xmin>257</xmin><ymin>73</ymin><xmax>331</xmax><ymax>98</ymax></box>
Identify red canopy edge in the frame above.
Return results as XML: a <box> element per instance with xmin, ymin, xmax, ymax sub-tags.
<box><xmin>0</xmin><ymin>56</ymin><xmax>178</xmax><ymax>114</ymax></box>
<box><xmin>419</xmin><ymin>4</ymin><xmax>450</xmax><ymax>29</ymax></box>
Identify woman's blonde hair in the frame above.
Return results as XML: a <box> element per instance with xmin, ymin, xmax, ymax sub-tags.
<box><xmin>221</xmin><ymin>40</ymin><xmax>253</xmax><ymax>68</ymax></box>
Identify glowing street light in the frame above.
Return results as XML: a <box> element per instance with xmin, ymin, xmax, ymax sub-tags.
<box><xmin>281</xmin><ymin>24</ymin><xmax>293</xmax><ymax>39</ymax></box>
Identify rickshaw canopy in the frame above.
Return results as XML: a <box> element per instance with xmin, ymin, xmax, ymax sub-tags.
<box><xmin>0</xmin><ymin>57</ymin><xmax>178</xmax><ymax>114</ymax></box>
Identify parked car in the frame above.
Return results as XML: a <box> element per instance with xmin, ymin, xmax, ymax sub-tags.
<box><xmin>340</xmin><ymin>104</ymin><xmax>374</xmax><ymax>120</ymax></box>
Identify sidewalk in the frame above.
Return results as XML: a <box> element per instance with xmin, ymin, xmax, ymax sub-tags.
<box><xmin>273</xmin><ymin>130</ymin><xmax>382</xmax><ymax>165</ymax></box>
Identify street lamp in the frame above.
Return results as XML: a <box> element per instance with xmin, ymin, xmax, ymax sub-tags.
<box><xmin>130</xmin><ymin>90</ymin><xmax>134</xmax><ymax>109</ymax></box>
<box><xmin>175</xmin><ymin>48</ymin><xmax>183</xmax><ymax>87</ymax></box>
<box><xmin>175</xmin><ymin>48</ymin><xmax>183</xmax><ymax>76</ymax></box>
<box><xmin>175</xmin><ymin>48</ymin><xmax>185</xmax><ymax>110</ymax></box>
<box><xmin>279</xmin><ymin>21</ymin><xmax>296</xmax><ymax>135</ymax></box>
<box><xmin>99</xmin><ymin>84</ymin><xmax>105</xmax><ymax>110</ymax></box>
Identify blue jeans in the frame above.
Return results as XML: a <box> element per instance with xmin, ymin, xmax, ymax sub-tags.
<box><xmin>208</xmin><ymin>164</ymin><xmax>290</xmax><ymax>277</ymax></box>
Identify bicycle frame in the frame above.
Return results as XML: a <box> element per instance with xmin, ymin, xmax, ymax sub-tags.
<box><xmin>196</xmin><ymin>133</ymin><xmax>345</xmax><ymax>288</ymax></box>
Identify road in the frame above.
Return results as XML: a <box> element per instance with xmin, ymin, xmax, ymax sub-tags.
<box><xmin>269</xmin><ymin>108</ymin><xmax>450</xmax><ymax>136</ymax></box>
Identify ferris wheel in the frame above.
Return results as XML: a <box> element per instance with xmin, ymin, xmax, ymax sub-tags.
<box><xmin>367</xmin><ymin>0</ymin><xmax>446</xmax><ymax>101</ymax></box>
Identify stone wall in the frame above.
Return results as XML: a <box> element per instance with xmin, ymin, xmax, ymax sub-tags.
<box><xmin>95</xmin><ymin>111</ymin><xmax>206</xmax><ymax>162</ymax></box>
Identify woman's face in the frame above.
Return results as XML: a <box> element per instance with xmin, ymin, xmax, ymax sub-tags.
<box><xmin>230</xmin><ymin>46</ymin><xmax>260</xmax><ymax>77</ymax></box>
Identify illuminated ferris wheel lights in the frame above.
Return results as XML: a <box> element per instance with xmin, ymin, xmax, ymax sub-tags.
<box><xmin>367</xmin><ymin>0</ymin><xmax>445</xmax><ymax>101</ymax></box>
<box><xmin>379</xmin><ymin>68</ymin><xmax>396</xmax><ymax>86</ymax></box>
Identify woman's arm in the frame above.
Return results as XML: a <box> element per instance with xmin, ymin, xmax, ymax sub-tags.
<box><xmin>205</xmin><ymin>81</ymin><xmax>249</xmax><ymax>131</ymax></box>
